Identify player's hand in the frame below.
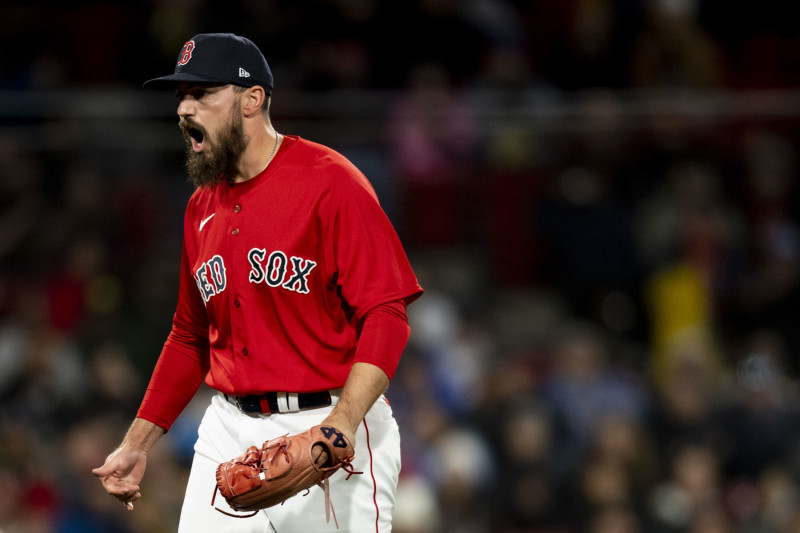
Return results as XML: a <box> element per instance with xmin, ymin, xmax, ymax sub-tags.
<box><xmin>319</xmin><ymin>416</ymin><xmax>356</xmax><ymax>451</ymax></box>
<box><xmin>314</xmin><ymin>416</ymin><xmax>357</xmax><ymax>467</ymax></box>
<box><xmin>92</xmin><ymin>445</ymin><xmax>148</xmax><ymax>510</ymax></box>
<box><xmin>312</xmin><ymin>443</ymin><xmax>330</xmax><ymax>467</ymax></box>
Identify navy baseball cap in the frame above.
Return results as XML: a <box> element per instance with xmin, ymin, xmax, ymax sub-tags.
<box><xmin>143</xmin><ymin>33</ymin><xmax>273</xmax><ymax>94</ymax></box>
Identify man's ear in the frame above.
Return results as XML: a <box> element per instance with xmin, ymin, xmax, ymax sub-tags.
<box><xmin>241</xmin><ymin>86</ymin><xmax>266</xmax><ymax>117</ymax></box>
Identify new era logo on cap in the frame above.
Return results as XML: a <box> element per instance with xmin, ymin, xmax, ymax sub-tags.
<box><xmin>143</xmin><ymin>33</ymin><xmax>273</xmax><ymax>94</ymax></box>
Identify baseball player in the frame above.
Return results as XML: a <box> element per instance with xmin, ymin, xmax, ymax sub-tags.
<box><xmin>92</xmin><ymin>33</ymin><xmax>423</xmax><ymax>532</ymax></box>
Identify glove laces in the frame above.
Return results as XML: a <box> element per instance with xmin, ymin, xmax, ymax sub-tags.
<box><xmin>315</xmin><ymin>454</ymin><xmax>362</xmax><ymax>528</ymax></box>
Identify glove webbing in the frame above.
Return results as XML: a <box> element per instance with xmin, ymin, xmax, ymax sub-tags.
<box><xmin>211</xmin><ymin>436</ymin><xmax>293</xmax><ymax>519</ymax></box>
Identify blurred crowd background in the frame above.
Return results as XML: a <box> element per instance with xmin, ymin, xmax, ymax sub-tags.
<box><xmin>3</xmin><ymin>0</ymin><xmax>800</xmax><ymax>532</ymax></box>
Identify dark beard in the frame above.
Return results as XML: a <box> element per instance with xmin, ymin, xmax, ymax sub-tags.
<box><xmin>182</xmin><ymin>105</ymin><xmax>248</xmax><ymax>188</ymax></box>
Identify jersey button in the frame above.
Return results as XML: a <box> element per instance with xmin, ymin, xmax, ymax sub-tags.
<box><xmin>242</xmin><ymin>347</ymin><xmax>249</xmax><ymax>356</ymax></box>
<box><xmin>234</xmin><ymin>204</ymin><xmax>241</xmax><ymax>213</ymax></box>
<box><xmin>232</xmin><ymin>228</ymin><xmax>239</xmax><ymax>236</ymax></box>
<box><xmin>234</xmin><ymin>299</ymin><xmax>240</xmax><ymax>308</ymax></box>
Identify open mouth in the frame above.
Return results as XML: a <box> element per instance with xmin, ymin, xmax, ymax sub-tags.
<box><xmin>189</xmin><ymin>127</ymin><xmax>204</xmax><ymax>152</ymax></box>
<box><xmin>180</xmin><ymin>120</ymin><xmax>206</xmax><ymax>152</ymax></box>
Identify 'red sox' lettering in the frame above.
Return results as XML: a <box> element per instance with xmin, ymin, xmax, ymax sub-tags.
<box><xmin>247</xmin><ymin>249</ymin><xmax>317</xmax><ymax>294</ymax></box>
<box><xmin>194</xmin><ymin>250</ymin><xmax>316</xmax><ymax>304</ymax></box>
<box><xmin>195</xmin><ymin>254</ymin><xmax>227</xmax><ymax>303</ymax></box>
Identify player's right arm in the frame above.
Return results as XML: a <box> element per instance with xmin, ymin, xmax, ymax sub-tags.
<box><xmin>136</xmin><ymin>220</ymin><xmax>212</xmax><ymax>431</ymax></box>
<box><xmin>92</xmin><ymin>417</ymin><xmax>165</xmax><ymax>510</ymax></box>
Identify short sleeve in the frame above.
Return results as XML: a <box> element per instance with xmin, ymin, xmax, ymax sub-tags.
<box><xmin>325</xmin><ymin>163</ymin><xmax>423</xmax><ymax>318</ymax></box>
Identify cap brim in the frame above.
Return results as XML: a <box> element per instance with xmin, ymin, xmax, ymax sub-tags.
<box><xmin>143</xmin><ymin>72</ymin><xmax>228</xmax><ymax>90</ymax></box>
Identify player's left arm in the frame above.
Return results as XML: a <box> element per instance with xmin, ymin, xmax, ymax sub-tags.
<box><xmin>321</xmin><ymin>361</ymin><xmax>389</xmax><ymax>445</ymax></box>
<box><xmin>320</xmin><ymin>299</ymin><xmax>411</xmax><ymax>445</ymax></box>
<box><xmin>319</xmin><ymin>161</ymin><xmax>421</xmax><ymax>447</ymax></box>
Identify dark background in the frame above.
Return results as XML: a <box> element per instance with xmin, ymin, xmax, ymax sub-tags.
<box><xmin>3</xmin><ymin>1</ymin><xmax>800</xmax><ymax>532</ymax></box>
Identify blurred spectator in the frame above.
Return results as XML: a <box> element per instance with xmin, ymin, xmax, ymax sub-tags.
<box><xmin>0</xmin><ymin>136</ymin><xmax>44</xmax><ymax>268</ymax></box>
<box><xmin>628</xmin><ymin>0</ymin><xmax>724</xmax><ymax>88</ymax></box>
<box><xmin>589</xmin><ymin>504</ymin><xmax>643</xmax><ymax>533</ymax></box>
<box><xmin>647</xmin><ymin>441</ymin><xmax>725</xmax><ymax>532</ymax></box>
<box><xmin>638</xmin><ymin>156</ymin><xmax>746</xmax><ymax>384</ymax></box>
<box><xmin>542</xmin><ymin>0</ymin><xmax>636</xmax><ymax>90</ymax></box>
<box><xmin>388</xmin><ymin>62</ymin><xmax>479</xmax><ymax>247</ymax></box>
<box><xmin>491</xmin><ymin>401</ymin><xmax>561</xmax><ymax>529</ymax></box>
<box><xmin>735</xmin><ymin>130</ymin><xmax>800</xmax><ymax>368</ymax></box>
<box><xmin>427</xmin><ymin>425</ymin><xmax>495</xmax><ymax>532</ymax></box>
<box><xmin>535</xmin><ymin>164</ymin><xmax>638</xmax><ymax>317</ymax></box>
<box><xmin>540</xmin><ymin>321</ymin><xmax>650</xmax><ymax>480</ymax></box>
<box><xmin>394</xmin><ymin>474</ymin><xmax>441</xmax><ymax>533</ymax></box>
<box><xmin>85</xmin><ymin>340</ymin><xmax>143</xmax><ymax>417</ymax></box>
<box><xmin>647</xmin><ymin>327</ymin><xmax>730</xmax><ymax>457</ymax></box>
<box><xmin>721</xmin><ymin>331</ymin><xmax>800</xmax><ymax>481</ymax></box>
<box><xmin>407</xmin><ymin>289</ymin><xmax>495</xmax><ymax>416</ymax></box>
<box><xmin>750</xmin><ymin>467</ymin><xmax>800</xmax><ymax>532</ymax></box>
<box><xmin>0</xmin><ymin>283</ymin><xmax>87</xmax><ymax>432</ymax></box>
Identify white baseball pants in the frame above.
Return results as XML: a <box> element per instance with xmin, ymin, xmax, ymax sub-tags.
<box><xmin>177</xmin><ymin>393</ymin><xmax>401</xmax><ymax>532</ymax></box>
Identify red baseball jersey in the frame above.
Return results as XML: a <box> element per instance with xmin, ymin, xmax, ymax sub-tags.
<box><xmin>166</xmin><ymin>135</ymin><xmax>422</xmax><ymax>396</ymax></box>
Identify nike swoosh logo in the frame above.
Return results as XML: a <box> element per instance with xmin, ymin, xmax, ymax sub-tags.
<box><xmin>199</xmin><ymin>213</ymin><xmax>215</xmax><ymax>231</ymax></box>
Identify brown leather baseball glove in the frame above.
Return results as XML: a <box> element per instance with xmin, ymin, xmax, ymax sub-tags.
<box><xmin>213</xmin><ymin>425</ymin><xmax>359</xmax><ymax>525</ymax></box>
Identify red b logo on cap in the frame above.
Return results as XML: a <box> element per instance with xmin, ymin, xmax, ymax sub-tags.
<box><xmin>177</xmin><ymin>40</ymin><xmax>195</xmax><ymax>66</ymax></box>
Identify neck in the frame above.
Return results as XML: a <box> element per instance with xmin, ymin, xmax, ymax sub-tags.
<box><xmin>234</xmin><ymin>125</ymin><xmax>281</xmax><ymax>183</ymax></box>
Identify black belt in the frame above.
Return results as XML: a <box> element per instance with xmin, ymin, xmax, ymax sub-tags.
<box><xmin>223</xmin><ymin>390</ymin><xmax>337</xmax><ymax>414</ymax></box>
